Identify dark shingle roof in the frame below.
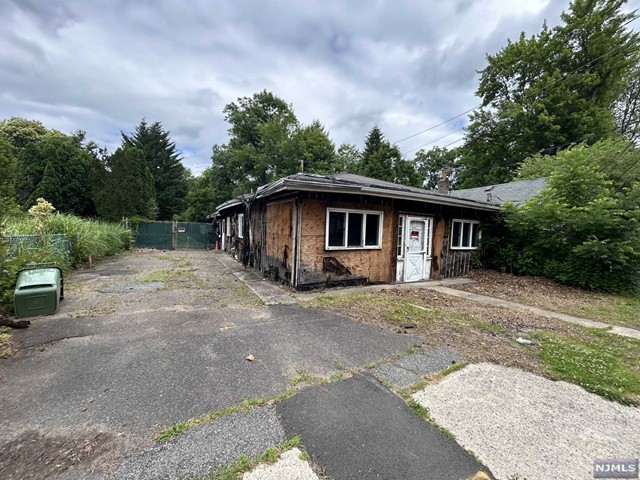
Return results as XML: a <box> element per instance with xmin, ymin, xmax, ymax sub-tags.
<box><xmin>212</xmin><ymin>172</ymin><xmax>501</xmax><ymax>216</ymax></box>
<box><xmin>449</xmin><ymin>177</ymin><xmax>546</xmax><ymax>205</ymax></box>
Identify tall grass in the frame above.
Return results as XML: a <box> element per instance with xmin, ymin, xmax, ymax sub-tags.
<box><xmin>4</xmin><ymin>213</ymin><xmax>132</xmax><ymax>266</ymax></box>
<box><xmin>1</xmin><ymin>214</ymin><xmax>132</xmax><ymax>313</ymax></box>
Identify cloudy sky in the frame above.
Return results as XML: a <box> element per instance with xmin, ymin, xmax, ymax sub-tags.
<box><xmin>1</xmin><ymin>0</ymin><xmax>639</xmax><ymax>175</ymax></box>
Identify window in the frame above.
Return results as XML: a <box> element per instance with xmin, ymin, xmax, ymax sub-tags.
<box><xmin>450</xmin><ymin>219</ymin><xmax>480</xmax><ymax>249</ymax></box>
<box><xmin>397</xmin><ymin>216</ymin><xmax>404</xmax><ymax>258</ymax></box>
<box><xmin>226</xmin><ymin>217</ymin><xmax>231</xmax><ymax>237</ymax></box>
<box><xmin>326</xmin><ymin>208</ymin><xmax>383</xmax><ymax>249</ymax></box>
<box><xmin>237</xmin><ymin>213</ymin><xmax>244</xmax><ymax>238</ymax></box>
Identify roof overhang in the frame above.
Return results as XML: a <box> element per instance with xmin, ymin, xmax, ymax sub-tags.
<box><xmin>213</xmin><ymin>176</ymin><xmax>501</xmax><ymax>215</ymax></box>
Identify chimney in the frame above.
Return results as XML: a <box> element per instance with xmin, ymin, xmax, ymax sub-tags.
<box><xmin>437</xmin><ymin>170</ymin><xmax>450</xmax><ymax>194</ymax></box>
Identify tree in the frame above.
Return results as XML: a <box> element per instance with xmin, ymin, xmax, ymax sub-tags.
<box><xmin>122</xmin><ymin>120</ymin><xmax>189</xmax><ymax>220</ymax></box>
<box><xmin>209</xmin><ymin>91</ymin><xmax>341</xmax><ymax>206</ymax></box>
<box><xmin>0</xmin><ymin>117</ymin><xmax>59</xmax><ymax>154</ymax></box>
<box><xmin>487</xmin><ymin>139</ymin><xmax>640</xmax><ymax>293</ymax></box>
<box><xmin>358</xmin><ymin>126</ymin><xmax>420</xmax><ymax>186</ymax></box>
<box><xmin>0</xmin><ymin>136</ymin><xmax>18</xmax><ymax>218</ymax></box>
<box><xmin>459</xmin><ymin>0</ymin><xmax>639</xmax><ymax>187</ymax></box>
<box><xmin>95</xmin><ymin>147</ymin><xmax>157</xmax><ymax>221</ymax></box>
<box><xmin>616</xmin><ymin>64</ymin><xmax>640</xmax><ymax>143</ymax></box>
<box><xmin>291</xmin><ymin>121</ymin><xmax>337</xmax><ymax>174</ymax></box>
<box><xmin>183</xmin><ymin>168</ymin><xmax>216</xmax><ymax>222</ymax></box>
<box><xmin>414</xmin><ymin>146</ymin><xmax>461</xmax><ymax>189</ymax></box>
<box><xmin>15</xmin><ymin>134</ymin><xmax>93</xmax><ymax>215</ymax></box>
<box><xmin>335</xmin><ymin>143</ymin><xmax>361</xmax><ymax>172</ymax></box>
<box><xmin>518</xmin><ymin>136</ymin><xmax>640</xmax><ymax>189</ymax></box>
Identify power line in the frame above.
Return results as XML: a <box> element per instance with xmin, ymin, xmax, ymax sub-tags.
<box><xmin>392</xmin><ymin>13</ymin><xmax>640</xmax><ymax>147</ymax></box>
<box><xmin>401</xmin><ymin>126</ymin><xmax>465</xmax><ymax>155</ymax></box>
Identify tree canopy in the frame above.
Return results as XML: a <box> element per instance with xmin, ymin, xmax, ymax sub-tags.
<box><xmin>458</xmin><ymin>0</ymin><xmax>639</xmax><ymax>187</ymax></box>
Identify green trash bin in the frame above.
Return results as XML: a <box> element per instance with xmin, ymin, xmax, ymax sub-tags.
<box><xmin>14</xmin><ymin>267</ymin><xmax>64</xmax><ymax>318</ymax></box>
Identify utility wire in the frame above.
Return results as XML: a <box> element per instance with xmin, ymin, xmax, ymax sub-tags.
<box><xmin>393</xmin><ymin>13</ymin><xmax>640</xmax><ymax>147</ymax></box>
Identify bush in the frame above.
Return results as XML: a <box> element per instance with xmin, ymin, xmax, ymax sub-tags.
<box><xmin>483</xmin><ymin>142</ymin><xmax>640</xmax><ymax>293</ymax></box>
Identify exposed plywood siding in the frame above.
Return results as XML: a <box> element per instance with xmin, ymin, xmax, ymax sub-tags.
<box><xmin>265</xmin><ymin>201</ymin><xmax>294</xmax><ymax>283</ymax></box>
<box><xmin>298</xmin><ymin>199</ymin><xmax>395</xmax><ymax>286</ymax></box>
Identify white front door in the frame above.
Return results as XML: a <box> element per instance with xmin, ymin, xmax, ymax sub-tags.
<box><xmin>403</xmin><ymin>216</ymin><xmax>433</xmax><ymax>282</ymax></box>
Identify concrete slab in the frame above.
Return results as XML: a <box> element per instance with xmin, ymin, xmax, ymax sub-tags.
<box><xmin>371</xmin><ymin>363</ymin><xmax>422</xmax><ymax>388</ymax></box>
<box><xmin>216</xmin><ymin>254</ymin><xmax>297</xmax><ymax>305</ymax></box>
<box><xmin>243</xmin><ymin>448</ymin><xmax>319</xmax><ymax>480</ymax></box>
<box><xmin>101</xmin><ymin>407</ymin><xmax>285</xmax><ymax>480</ymax></box>
<box><xmin>276</xmin><ymin>375</ymin><xmax>493</xmax><ymax>480</ymax></box>
<box><xmin>395</xmin><ymin>346</ymin><xmax>462</xmax><ymax>376</ymax></box>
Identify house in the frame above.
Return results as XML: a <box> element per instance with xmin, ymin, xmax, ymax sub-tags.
<box><xmin>449</xmin><ymin>177</ymin><xmax>546</xmax><ymax>206</ymax></box>
<box><xmin>210</xmin><ymin>172</ymin><xmax>500</xmax><ymax>290</ymax></box>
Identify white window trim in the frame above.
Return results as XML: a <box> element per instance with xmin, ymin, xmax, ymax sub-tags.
<box><xmin>237</xmin><ymin>213</ymin><xmax>244</xmax><ymax>238</ymax></box>
<box><xmin>325</xmin><ymin>208</ymin><xmax>384</xmax><ymax>250</ymax></box>
<box><xmin>450</xmin><ymin>219</ymin><xmax>481</xmax><ymax>250</ymax></box>
<box><xmin>226</xmin><ymin>217</ymin><xmax>231</xmax><ymax>237</ymax></box>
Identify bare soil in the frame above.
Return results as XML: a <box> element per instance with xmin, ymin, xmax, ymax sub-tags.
<box><xmin>310</xmin><ymin>287</ymin><xmax>585</xmax><ymax>376</ymax></box>
<box><xmin>453</xmin><ymin>270</ymin><xmax>640</xmax><ymax>329</ymax></box>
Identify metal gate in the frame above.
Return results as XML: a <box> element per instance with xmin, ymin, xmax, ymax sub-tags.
<box><xmin>135</xmin><ymin>221</ymin><xmax>213</xmax><ymax>249</ymax></box>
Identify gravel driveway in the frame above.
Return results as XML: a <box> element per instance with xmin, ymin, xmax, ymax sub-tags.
<box><xmin>413</xmin><ymin>363</ymin><xmax>640</xmax><ymax>480</ymax></box>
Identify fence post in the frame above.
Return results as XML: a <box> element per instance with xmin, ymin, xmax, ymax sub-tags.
<box><xmin>172</xmin><ymin>219</ymin><xmax>177</xmax><ymax>250</ymax></box>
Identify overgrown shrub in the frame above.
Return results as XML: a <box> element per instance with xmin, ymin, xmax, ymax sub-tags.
<box><xmin>483</xmin><ymin>143</ymin><xmax>640</xmax><ymax>293</ymax></box>
<box><xmin>1</xmin><ymin>210</ymin><xmax>132</xmax><ymax>312</ymax></box>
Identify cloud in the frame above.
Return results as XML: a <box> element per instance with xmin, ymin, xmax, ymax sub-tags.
<box><xmin>1</xmin><ymin>0</ymin><xmax>637</xmax><ymax>176</ymax></box>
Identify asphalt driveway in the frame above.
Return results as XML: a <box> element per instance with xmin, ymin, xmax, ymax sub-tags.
<box><xmin>0</xmin><ymin>250</ymin><xmax>422</xmax><ymax>479</ymax></box>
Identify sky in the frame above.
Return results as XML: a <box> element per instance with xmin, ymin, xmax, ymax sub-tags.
<box><xmin>1</xmin><ymin>0</ymin><xmax>639</xmax><ymax>175</ymax></box>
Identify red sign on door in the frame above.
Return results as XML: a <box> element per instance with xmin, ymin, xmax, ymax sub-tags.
<box><xmin>178</xmin><ymin>227</ymin><xmax>186</xmax><ymax>233</ymax></box>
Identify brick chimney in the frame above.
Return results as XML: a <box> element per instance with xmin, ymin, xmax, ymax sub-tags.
<box><xmin>437</xmin><ymin>170</ymin><xmax>450</xmax><ymax>194</ymax></box>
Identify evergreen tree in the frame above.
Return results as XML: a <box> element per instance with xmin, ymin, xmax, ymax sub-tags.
<box><xmin>95</xmin><ymin>147</ymin><xmax>157</xmax><ymax>221</ymax></box>
<box><xmin>358</xmin><ymin>126</ymin><xmax>420</xmax><ymax>186</ymax></box>
<box><xmin>122</xmin><ymin>120</ymin><xmax>189</xmax><ymax>220</ymax></box>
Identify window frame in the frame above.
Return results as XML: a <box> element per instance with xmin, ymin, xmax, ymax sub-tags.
<box><xmin>226</xmin><ymin>217</ymin><xmax>231</xmax><ymax>237</ymax></box>
<box><xmin>325</xmin><ymin>208</ymin><xmax>384</xmax><ymax>250</ymax></box>
<box><xmin>237</xmin><ymin>213</ymin><xmax>244</xmax><ymax>238</ymax></box>
<box><xmin>450</xmin><ymin>219</ymin><xmax>481</xmax><ymax>250</ymax></box>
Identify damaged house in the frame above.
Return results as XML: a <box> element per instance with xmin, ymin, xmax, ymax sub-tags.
<box><xmin>210</xmin><ymin>172</ymin><xmax>500</xmax><ymax>289</ymax></box>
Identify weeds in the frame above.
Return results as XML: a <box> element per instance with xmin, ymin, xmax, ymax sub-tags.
<box><xmin>205</xmin><ymin>436</ymin><xmax>301</xmax><ymax>480</ymax></box>
<box><xmin>156</xmin><ymin>390</ymin><xmax>296</xmax><ymax>442</ymax></box>
<box><xmin>0</xmin><ymin>326</ymin><xmax>15</xmax><ymax>358</ymax></box>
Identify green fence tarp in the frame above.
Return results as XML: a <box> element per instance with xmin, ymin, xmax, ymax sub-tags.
<box><xmin>134</xmin><ymin>221</ymin><xmax>212</xmax><ymax>250</ymax></box>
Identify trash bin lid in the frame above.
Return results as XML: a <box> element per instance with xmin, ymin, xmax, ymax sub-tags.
<box><xmin>17</xmin><ymin>268</ymin><xmax>61</xmax><ymax>288</ymax></box>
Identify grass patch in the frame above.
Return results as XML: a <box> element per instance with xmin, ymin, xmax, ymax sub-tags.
<box><xmin>568</xmin><ymin>295</ymin><xmax>640</xmax><ymax>330</ymax></box>
<box><xmin>440</xmin><ymin>361</ymin><xmax>466</xmax><ymax>377</ymax></box>
<box><xmin>469</xmin><ymin>319</ymin><xmax>507</xmax><ymax>335</ymax></box>
<box><xmin>156</xmin><ymin>390</ymin><xmax>295</xmax><ymax>442</ymax></box>
<box><xmin>532</xmin><ymin>329</ymin><xmax>640</xmax><ymax>405</ymax></box>
<box><xmin>204</xmin><ymin>436</ymin><xmax>301</xmax><ymax>480</ymax></box>
<box><xmin>0</xmin><ymin>326</ymin><xmax>16</xmax><ymax>358</ymax></box>
<box><xmin>289</xmin><ymin>369</ymin><xmax>328</xmax><ymax>387</ymax></box>
<box><xmin>138</xmin><ymin>268</ymin><xmax>196</xmax><ymax>286</ymax></box>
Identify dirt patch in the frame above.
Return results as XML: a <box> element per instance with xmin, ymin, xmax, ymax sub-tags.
<box><xmin>0</xmin><ymin>430</ymin><xmax>123</xmax><ymax>480</ymax></box>
<box><xmin>454</xmin><ymin>270</ymin><xmax>640</xmax><ymax>329</ymax></box>
<box><xmin>310</xmin><ymin>288</ymin><xmax>584</xmax><ymax>376</ymax></box>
